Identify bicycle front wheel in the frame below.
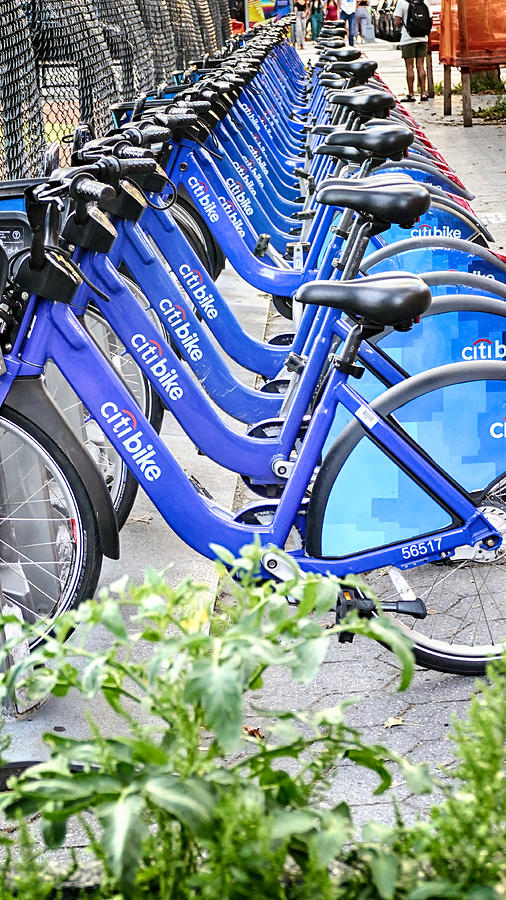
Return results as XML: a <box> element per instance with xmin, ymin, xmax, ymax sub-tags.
<box><xmin>0</xmin><ymin>407</ymin><xmax>102</xmax><ymax>648</ymax></box>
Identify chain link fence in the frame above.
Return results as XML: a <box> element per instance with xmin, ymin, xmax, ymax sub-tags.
<box><xmin>0</xmin><ymin>0</ymin><xmax>45</xmax><ymax>178</ymax></box>
<box><xmin>0</xmin><ymin>0</ymin><xmax>233</xmax><ymax>178</ymax></box>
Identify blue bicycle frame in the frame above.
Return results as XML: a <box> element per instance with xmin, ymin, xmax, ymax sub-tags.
<box><xmin>3</xmin><ymin>288</ymin><xmax>500</xmax><ymax>575</ymax></box>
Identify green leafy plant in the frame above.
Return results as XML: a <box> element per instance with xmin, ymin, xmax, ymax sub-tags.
<box><xmin>475</xmin><ymin>97</ymin><xmax>506</xmax><ymax>121</ymax></box>
<box><xmin>0</xmin><ymin>544</ymin><xmax>428</xmax><ymax>899</ymax></box>
<box><xmin>433</xmin><ymin>73</ymin><xmax>505</xmax><ymax>96</ymax></box>
<box><xmin>334</xmin><ymin>657</ymin><xmax>506</xmax><ymax>899</ymax></box>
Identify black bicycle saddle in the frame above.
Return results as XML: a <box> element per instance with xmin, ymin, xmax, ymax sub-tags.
<box><xmin>324</xmin><ymin>48</ymin><xmax>362</xmax><ymax>64</ymax></box>
<box><xmin>295</xmin><ymin>272</ymin><xmax>431</xmax><ymax>327</ymax></box>
<box><xmin>317</xmin><ymin>31</ymin><xmax>347</xmax><ymax>44</ymax></box>
<box><xmin>323</xmin><ymin>59</ymin><xmax>378</xmax><ymax>82</ymax></box>
<box><xmin>316</xmin><ymin>143</ymin><xmax>370</xmax><ymax>164</ymax></box>
<box><xmin>319</xmin><ymin>42</ymin><xmax>347</xmax><ymax>55</ymax></box>
<box><xmin>316</xmin><ymin>175</ymin><xmax>431</xmax><ymax>225</ymax></box>
<box><xmin>327</xmin><ymin>89</ymin><xmax>396</xmax><ymax>117</ymax></box>
<box><xmin>323</xmin><ymin>123</ymin><xmax>414</xmax><ymax>159</ymax></box>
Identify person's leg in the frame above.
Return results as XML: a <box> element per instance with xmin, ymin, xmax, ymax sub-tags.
<box><xmin>348</xmin><ymin>11</ymin><xmax>355</xmax><ymax>44</ymax></box>
<box><xmin>405</xmin><ymin>58</ymin><xmax>415</xmax><ymax>95</ymax></box>
<box><xmin>416</xmin><ymin>45</ymin><xmax>428</xmax><ymax>97</ymax></box>
<box><xmin>401</xmin><ymin>44</ymin><xmax>416</xmax><ymax>98</ymax></box>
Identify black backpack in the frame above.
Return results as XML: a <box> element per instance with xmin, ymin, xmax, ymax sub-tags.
<box><xmin>405</xmin><ymin>0</ymin><xmax>432</xmax><ymax>37</ymax></box>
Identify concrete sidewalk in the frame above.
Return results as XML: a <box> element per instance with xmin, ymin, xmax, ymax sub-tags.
<box><xmin>3</xmin><ymin>39</ymin><xmax>506</xmax><ymax>841</ymax></box>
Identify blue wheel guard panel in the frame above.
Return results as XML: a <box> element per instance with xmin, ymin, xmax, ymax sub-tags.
<box><xmin>320</xmin><ymin>377</ymin><xmax>506</xmax><ymax>558</ymax></box>
<box><xmin>326</xmin><ymin>309</ymin><xmax>506</xmax><ymax>444</ymax></box>
<box><xmin>365</xmin><ymin>245</ymin><xmax>506</xmax><ymax>285</ymax></box>
<box><xmin>317</xmin><ymin>205</ymin><xmax>485</xmax><ymax>271</ymax></box>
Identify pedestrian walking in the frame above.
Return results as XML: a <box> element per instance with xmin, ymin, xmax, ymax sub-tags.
<box><xmin>394</xmin><ymin>0</ymin><xmax>433</xmax><ymax>101</ymax></box>
<box><xmin>324</xmin><ymin>0</ymin><xmax>340</xmax><ymax>22</ymax></box>
<box><xmin>310</xmin><ymin>0</ymin><xmax>325</xmax><ymax>39</ymax></box>
<box><xmin>354</xmin><ymin>0</ymin><xmax>369</xmax><ymax>41</ymax></box>
<box><xmin>340</xmin><ymin>0</ymin><xmax>357</xmax><ymax>45</ymax></box>
<box><xmin>294</xmin><ymin>0</ymin><xmax>309</xmax><ymax>48</ymax></box>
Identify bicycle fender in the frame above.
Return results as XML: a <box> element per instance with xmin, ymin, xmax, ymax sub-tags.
<box><xmin>4</xmin><ymin>377</ymin><xmax>120</xmax><ymax>560</ymax></box>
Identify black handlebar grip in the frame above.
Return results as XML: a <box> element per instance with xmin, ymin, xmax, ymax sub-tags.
<box><xmin>114</xmin><ymin>144</ymin><xmax>155</xmax><ymax>160</ymax></box>
<box><xmin>70</xmin><ymin>177</ymin><xmax>117</xmax><ymax>204</ymax></box>
<box><xmin>118</xmin><ymin>158</ymin><xmax>158</xmax><ymax>176</ymax></box>
<box><xmin>183</xmin><ymin>100</ymin><xmax>212</xmax><ymax>114</ymax></box>
<box><xmin>121</xmin><ymin>125</ymin><xmax>172</xmax><ymax>147</ymax></box>
<box><xmin>137</xmin><ymin>125</ymin><xmax>173</xmax><ymax>145</ymax></box>
<box><xmin>156</xmin><ymin>113</ymin><xmax>199</xmax><ymax>130</ymax></box>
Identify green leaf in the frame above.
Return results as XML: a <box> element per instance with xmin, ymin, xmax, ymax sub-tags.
<box><xmin>184</xmin><ymin>658</ymin><xmax>243</xmax><ymax>751</ymax></box>
<box><xmin>270</xmin><ymin>809</ymin><xmax>318</xmax><ymax>841</ymax></box>
<box><xmin>291</xmin><ymin>635</ymin><xmax>329</xmax><ymax>683</ymax></box>
<box><xmin>209</xmin><ymin>544</ymin><xmax>235</xmax><ymax>566</ymax></box>
<box><xmin>398</xmin><ymin>759</ymin><xmax>433</xmax><ymax>795</ymax></box>
<box><xmin>41</xmin><ymin>814</ymin><xmax>67</xmax><ymax>849</ymax></box>
<box><xmin>362</xmin><ymin>820</ymin><xmax>395</xmax><ymax>843</ymax></box>
<box><xmin>144</xmin><ymin>775</ymin><xmax>215</xmax><ymax>835</ymax></box>
<box><xmin>100</xmin><ymin>599</ymin><xmax>128</xmax><ymax>640</ymax></box>
<box><xmin>109</xmin><ymin>574</ymin><xmax>129</xmax><ymax>595</ymax></box>
<box><xmin>314</xmin><ymin>805</ymin><xmax>351</xmax><ymax>865</ymax></box>
<box><xmin>345</xmin><ymin>748</ymin><xmax>392</xmax><ymax>794</ymax></box>
<box><xmin>362</xmin><ymin>617</ymin><xmax>414</xmax><ymax>692</ymax></box>
<box><xmin>81</xmin><ymin>656</ymin><xmax>108</xmax><ymax>696</ymax></box>
<box><xmin>406</xmin><ymin>883</ymin><xmax>462</xmax><ymax>900</ymax></box>
<box><xmin>370</xmin><ymin>850</ymin><xmax>399</xmax><ymax>900</ymax></box>
<box><xmin>99</xmin><ymin>793</ymin><xmax>146</xmax><ymax>900</ymax></box>
<box><xmin>315</xmin><ymin>578</ymin><xmax>340</xmax><ymax>614</ymax></box>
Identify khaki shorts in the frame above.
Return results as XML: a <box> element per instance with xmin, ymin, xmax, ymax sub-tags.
<box><xmin>402</xmin><ymin>41</ymin><xmax>428</xmax><ymax>59</ymax></box>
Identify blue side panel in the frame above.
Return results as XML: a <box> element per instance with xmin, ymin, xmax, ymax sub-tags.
<box><xmin>321</xmin><ymin>436</ymin><xmax>452</xmax><ymax>557</ymax></box>
<box><xmin>364</xmin><ymin>245</ymin><xmax>506</xmax><ymax>288</ymax></box>
<box><xmin>320</xmin><ymin>378</ymin><xmax>506</xmax><ymax>558</ymax></box>
<box><xmin>377</xmin><ymin>311</ymin><xmax>506</xmax><ymax>374</ymax></box>
<box><xmin>324</xmin><ymin>310</ymin><xmax>506</xmax><ymax>455</ymax></box>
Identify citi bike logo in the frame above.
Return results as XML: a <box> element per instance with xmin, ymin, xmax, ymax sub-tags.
<box><xmin>461</xmin><ymin>338</ymin><xmax>506</xmax><ymax>361</ymax></box>
<box><xmin>159</xmin><ymin>298</ymin><xmax>202</xmax><ymax>362</ymax></box>
<box><xmin>187</xmin><ymin>176</ymin><xmax>219</xmax><ymax>224</ymax></box>
<box><xmin>100</xmin><ymin>403</ymin><xmax>161</xmax><ymax>482</ymax></box>
<box><xmin>239</xmin><ymin>155</ymin><xmax>264</xmax><ymax>188</ymax></box>
<box><xmin>217</xmin><ymin>196</ymin><xmax>246</xmax><ymax>237</ymax></box>
<box><xmin>252</xmin><ymin>133</ymin><xmax>268</xmax><ymax>156</ymax></box>
<box><xmin>246</xmin><ymin>144</ymin><xmax>269</xmax><ymax>176</ymax></box>
<box><xmin>130</xmin><ymin>334</ymin><xmax>184</xmax><ymax>401</ymax></box>
<box><xmin>471</xmin><ymin>269</ymin><xmax>496</xmax><ymax>280</ymax></box>
<box><xmin>232</xmin><ymin>160</ymin><xmax>257</xmax><ymax>196</ymax></box>
<box><xmin>242</xmin><ymin>104</ymin><xmax>261</xmax><ymax>131</ymax></box>
<box><xmin>225</xmin><ymin>178</ymin><xmax>254</xmax><ymax>216</ymax></box>
<box><xmin>179</xmin><ymin>264</ymin><xmax>218</xmax><ymax>320</ymax></box>
<box><xmin>490</xmin><ymin>418</ymin><xmax>506</xmax><ymax>439</ymax></box>
<box><xmin>409</xmin><ymin>224</ymin><xmax>462</xmax><ymax>238</ymax></box>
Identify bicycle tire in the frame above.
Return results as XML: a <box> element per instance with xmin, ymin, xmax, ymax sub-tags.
<box><xmin>0</xmin><ymin>406</ymin><xmax>102</xmax><ymax>648</ymax></box>
<box><xmin>307</xmin><ymin>361</ymin><xmax>506</xmax><ymax>675</ymax></box>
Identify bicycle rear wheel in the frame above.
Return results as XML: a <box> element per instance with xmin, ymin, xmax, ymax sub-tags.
<box><xmin>307</xmin><ymin>361</ymin><xmax>506</xmax><ymax>674</ymax></box>
<box><xmin>0</xmin><ymin>407</ymin><xmax>102</xmax><ymax>648</ymax></box>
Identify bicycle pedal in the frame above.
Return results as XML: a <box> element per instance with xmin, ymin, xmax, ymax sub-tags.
<box><xmin>382</xmin><ymin>598</ymin><xmax>427</xmax><ymax>619</ymax></box>
<box><xmin>335</xmin><ymin>587</ymin><xmax>375</xmax><ymax>643</ymax></box>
